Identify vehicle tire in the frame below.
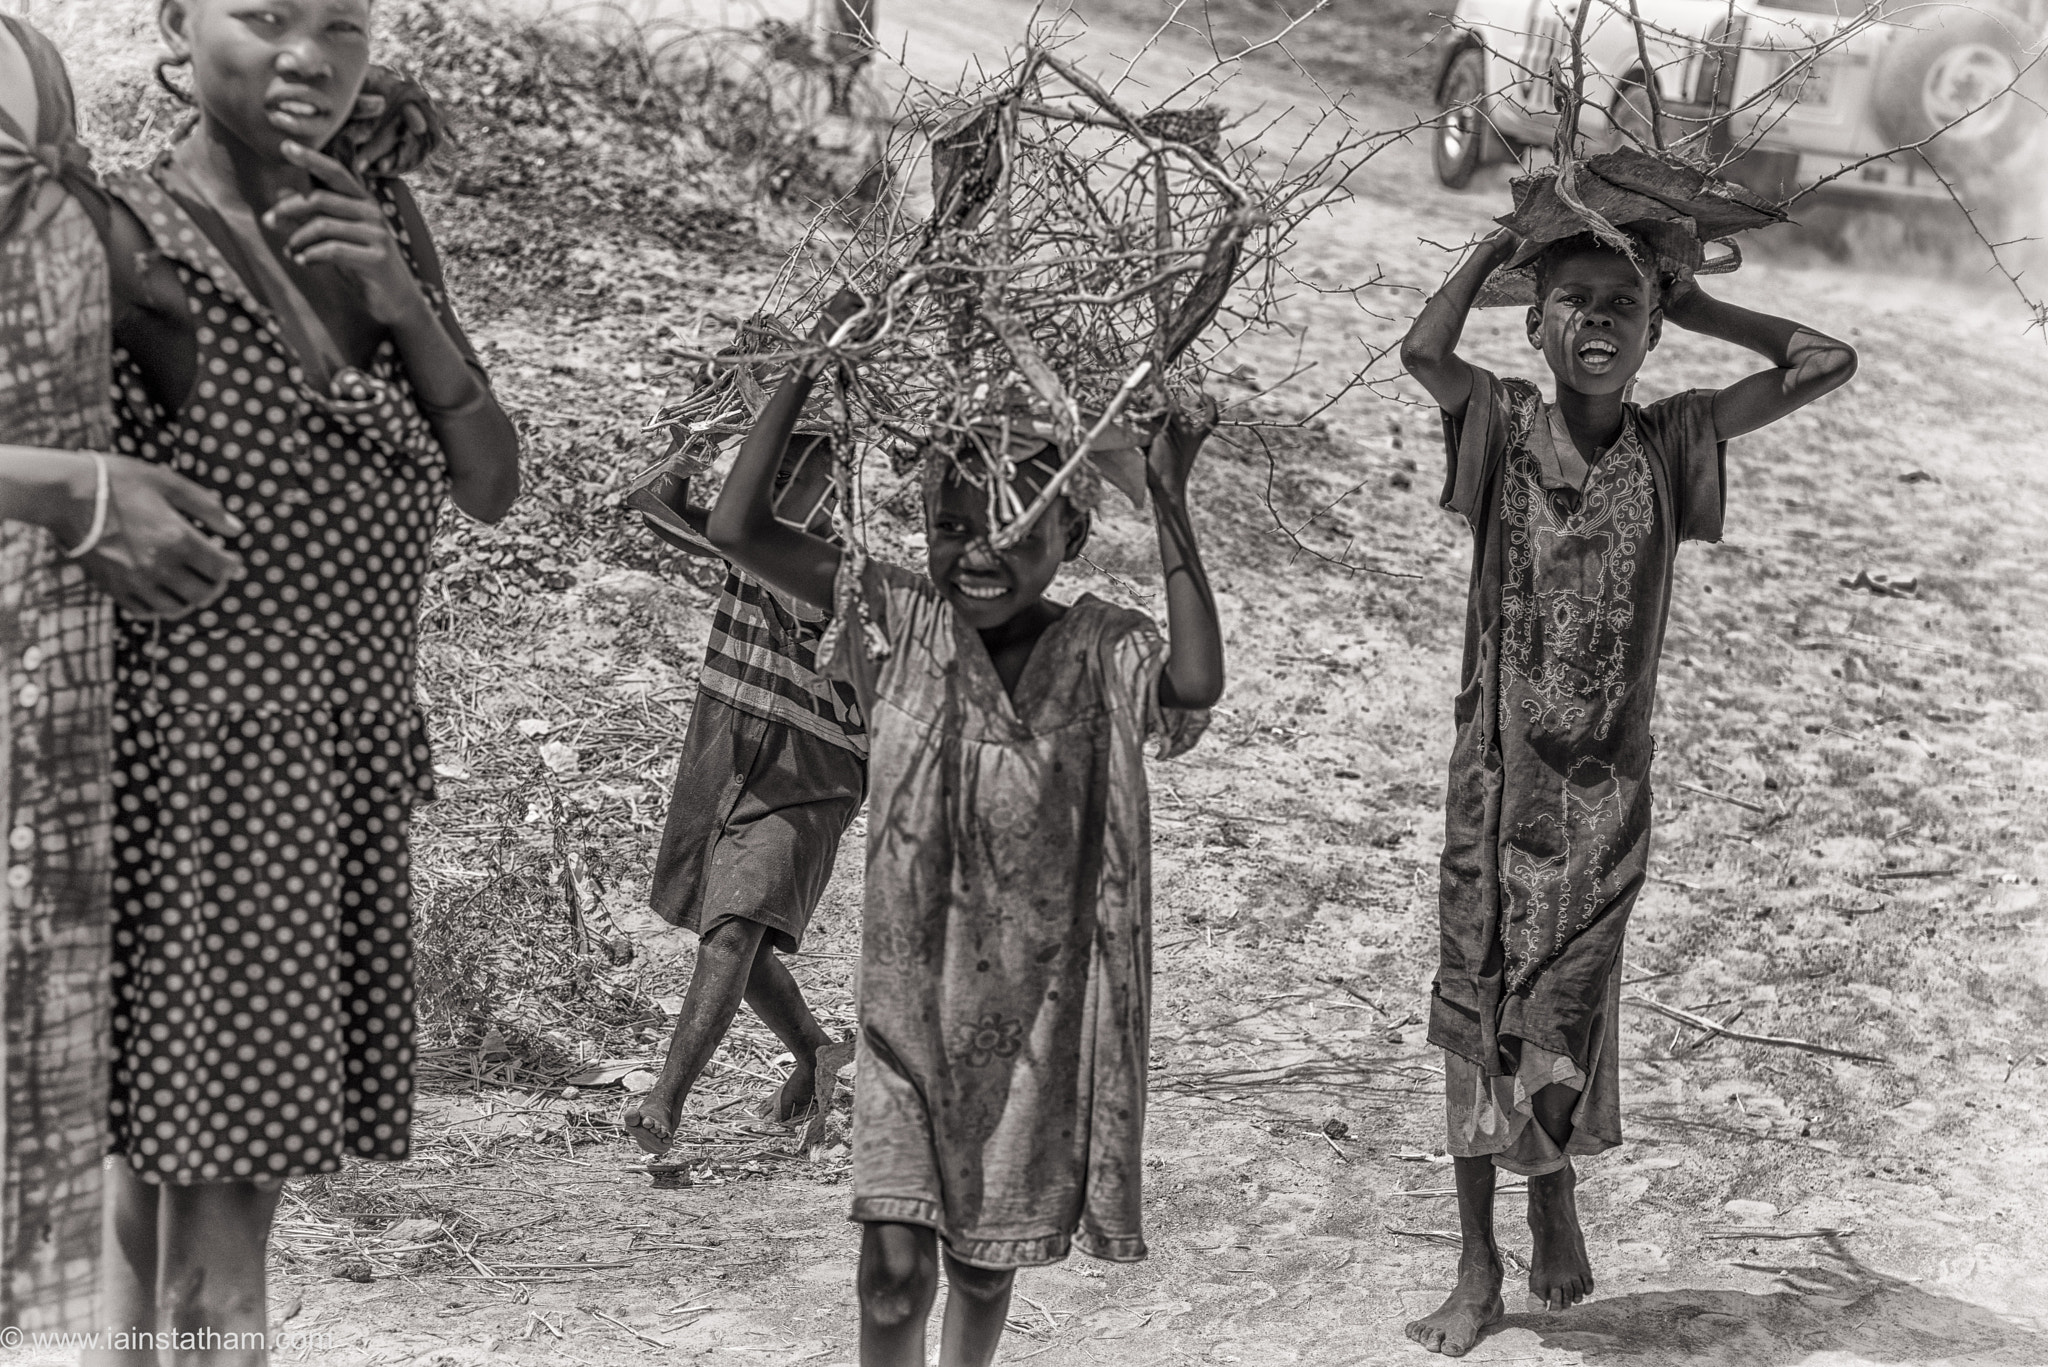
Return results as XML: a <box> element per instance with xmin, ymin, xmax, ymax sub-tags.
<box><xmin>1434</xmin><ymin>46</ymin><xmax>1489</xmax><ymax>189</ymax></box>
<box><xmin>1871</xmin><ymin>9</ymin><xmax>2041</xmax><ymax>173</ymax></box>
<box><xmin>1610</xmin><ymin>73</ymin><xmax>1658</xmax><ymax>151</ymax></box>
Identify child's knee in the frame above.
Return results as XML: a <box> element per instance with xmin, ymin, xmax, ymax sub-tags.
<box><xmin>697</xmin><ymin>917</ymin><xmax>765</xmax><ymax>969</ymax></box>
<box><xmin>859</xmin><ymin>1224</ymin><xmax>938</xmax><ymax>1325</ymax></box>
<box><xmin>944</xmin><ymin>1257</ymin><xmax>1015</xmax><ymax>1304</ymax></box>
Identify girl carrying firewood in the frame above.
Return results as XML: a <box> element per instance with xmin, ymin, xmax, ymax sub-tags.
<box><xmin>708</xmin><ymin>284</ymin><xmax>1222</xmax><ymax>1367</ymax></box>
<box><xmin>1398</xmin><ymin>151</ymin><xmax>1858</xmax><ymax>1357</ymax></box>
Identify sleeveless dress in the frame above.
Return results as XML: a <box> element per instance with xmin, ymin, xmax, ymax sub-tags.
<box><xmin>104</xmin><ymin>160</ymin><xmax>450</xmax><ymax>1184</ymax></box>
<box><xmin>0</xmin><ymin>13</ymin><xmax>115</xmax><ymax>1329</ymax></box>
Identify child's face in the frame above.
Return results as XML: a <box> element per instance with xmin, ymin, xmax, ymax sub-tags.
<box><xmin>1525</xmin><ymin>249</ymin><xmax>1663</xmax><ymax>397</ymax></box>
<box><xmin>926</xmin><ymin>465</ymin><xmax>1084</xmax><ymax>632</ymax></box>
<box><xmin>163</xmin><ymin>0</ymin><xmax>373</xmax><ymax>159</ymax></box>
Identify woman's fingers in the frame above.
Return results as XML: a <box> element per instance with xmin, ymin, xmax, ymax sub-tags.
<box><xmin>403</xmin><ymin>103</ymin><xmax>428</xmax><ymax>135</ymax></box>
<box><xmin>267</xmin><ymin>188</ymin><xmax>379</xmax><ymax>229</ymax></box>
<box><xmin>144</xmin><ymin>463</ymin><xmax>244</xmax><ymax>540</ymax></box>
<box><xmin>177</xmin><ymin>534</ymin><xmax>245</xmax><ymax>589</ymax></box>
<box><xmin>281</xmin><ymin>216</ymin><xmax>385</xmax><ymax>255</ymax></box>
<box><xmin>291</xmin><ymin>241</ymin><xmax>386</xmax><ymax>270</ymax></box>
<box><xmin>157</xmin><ymin>558</ymin><xmax>232</xmax><ymax>610</ymax></box>
<box><xmin>277</xmin><ymin>138</ymin><xmax>368</xmax><ymax>196</ymax></box>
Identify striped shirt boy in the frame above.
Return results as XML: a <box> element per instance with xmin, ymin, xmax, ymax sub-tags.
<box><xmin>700</xmin><ymin>567</ymin><xmax>867</xmax><ymax>757</ymax></box>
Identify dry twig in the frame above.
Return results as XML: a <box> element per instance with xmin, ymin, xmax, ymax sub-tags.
<box><xmin>1623</xmin><ymin>996</ymin><xmax>1889</xmax><ymax>1064</ymax></box>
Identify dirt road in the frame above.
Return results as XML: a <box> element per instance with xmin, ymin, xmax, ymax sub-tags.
<box><xmin>26</xmin><ymin>0</ymin><xmax>2048</xmax><ymax>1362</ymax></box>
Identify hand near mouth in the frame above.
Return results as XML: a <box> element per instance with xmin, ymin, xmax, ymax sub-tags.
<box><xmin>265</xmin><ymin>140</ymin><xmax>429</xmax><ymax>329</ymax></box>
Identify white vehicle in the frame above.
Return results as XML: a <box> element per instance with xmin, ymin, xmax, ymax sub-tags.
<box><xmin>1431</xmin><ymin>0</ymin><xmax>2047</xmax><ymax>214</ymax></box>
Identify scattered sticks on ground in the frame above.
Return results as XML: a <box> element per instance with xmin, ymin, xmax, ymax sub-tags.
<box><xmin>1387</xmin><ymin>1226</ymin><xmax>1530</xmax><ymax>1272</ymax></box>
<box><xmin>1624</xmin><ymin>996</ymin><xmax>1891</xmax><ymax>1065</ymax></box>
<box><xmin>1673</xmin><ymin>780</ymin><xmax>1772</xmax><ymax>815</ymax></box>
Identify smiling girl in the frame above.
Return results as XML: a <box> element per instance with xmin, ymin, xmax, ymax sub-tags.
<box><xmin>1396</xmin><ymin>227</ymin><xmax>1854</xmax><ymax>1357</ymax></box>
<box><xmin>708</xmin><ymin>292</ymin><xmax>1223</xmax><ymax>1367</ymax></box>
<box><xmin>84</xmin><ymin>0</ymin><xmax>519</xmax><ymax>1357</ymax></box>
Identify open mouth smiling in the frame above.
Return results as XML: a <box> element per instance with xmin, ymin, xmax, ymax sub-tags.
<box><xmin>1576</xmin><ymin>337</ymin><xmax>1619</xmax><ymax>368</ymax></box>
<box><xmin>953</xmin><ymin>580</ymin><xmax>1010</xmax><ymax>602</ymax></box>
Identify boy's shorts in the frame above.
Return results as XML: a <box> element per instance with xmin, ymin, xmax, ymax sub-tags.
<box><xmin>651</xmin><ymin>694</ymin><xmax>865</xmax><ymax>955</ymax></box>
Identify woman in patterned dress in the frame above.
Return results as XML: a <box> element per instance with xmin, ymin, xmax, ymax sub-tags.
<box><xmin>91</xmin><ymin>0</ymin><xmax>521</xmax><ymax>1354</ymax></box>
<box><xmin>3</xmin><ymin>12</ymin><xmax>256</xmax><ymax>1333</ymax></box>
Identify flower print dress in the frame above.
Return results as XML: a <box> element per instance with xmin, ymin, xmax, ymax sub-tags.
<box><xmin>0</xmin><ymin>12</ymin><xmax>116</xmax><ymax>1329</ymax></box>
<box><xmin>102</xmin><ymin>160</ymin><xmax>457</xmax><ymax>1184</ymax></box>
<box><xmin>824</xmin><ymin>553</ymin><xmax>1207</xmax><ymax>1269</ymax></box>
<box><xmin>1430</xmin><ymin>369</ymin><xmax>1723</xmax><ymax>1173</ymax></box>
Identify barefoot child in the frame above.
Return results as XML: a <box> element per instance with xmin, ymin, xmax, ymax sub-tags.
<box><xmin>89</xmin><ymin>0</ymin><xmax>520</xmax><ymax>1356</ymax></box>
<box><xmin>708</xmin><ymin>295</ymin><xmax>1224</xmax><ymax>1367</ymax></box>
<box><xmin>623</xmin><ymin>430</ymin><xmax>866</xmax><ymax>1153</ymax></box>
<box><xmin>1397</xmin><ymin>224</ymin><xmax>1854</xmax><ymax>1355</ymax></box>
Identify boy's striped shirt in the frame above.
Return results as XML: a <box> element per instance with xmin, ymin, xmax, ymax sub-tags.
<box><xmin>701</xmin><ymin>569</ymin><xmax>868</xmax><ymax>756</ymax></box>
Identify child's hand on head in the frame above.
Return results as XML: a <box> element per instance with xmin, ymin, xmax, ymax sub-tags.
<box><xmin>1658</xmin><ymin>270</ymin><xmax>1705</xmax><ymax>322</ymax></box>
<box><xmin>265</xmin><ymin>142</ymin><xmax>432</xmax><ymax>330</ymax></box>
<box><xmin>1146</xmin><ymin>395</ymin><xmax>1219</xmax><ymax>502</ymax></box>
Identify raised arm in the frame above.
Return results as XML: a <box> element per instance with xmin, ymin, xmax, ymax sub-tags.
<box><xmin>1146</xmin><ymin>399</ymin><xmax>1225</xmax><ymax>710</ymax></box>
<box><xmin>267</xmin><ymin>143</ymin><xmax>522</xmax><ymax>523</ymax></box>
<box><xmin>1399</xmin><ymin>228</ymin><xmax>1518</xmax><ymax>419</ymax></box>
<box><xmin>705</xmin><ymin>295</ymin><xmax>866</xmax><ymax>609</ymax></box>
<box><xmin>1663</xmin><ymin>281</ymin><xmax>1857</xmax><ymax>441</ymax></box>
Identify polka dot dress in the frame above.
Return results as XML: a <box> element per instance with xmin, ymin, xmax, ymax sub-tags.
<box><xmin>102</xmin><ymin>164</ymin><xmax>449</xmax><ymax>1185</ymax></box>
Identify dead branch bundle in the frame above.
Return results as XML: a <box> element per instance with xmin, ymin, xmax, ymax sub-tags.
<box><xmin>647</xmin><ymin>28</ymin><xmax>1363</xmax><ymax>549</ymax></box>
<box><xmin>1477</xmin><ymin>147</ymin><xmax>1786</xmax><ymax>308</ymax></box>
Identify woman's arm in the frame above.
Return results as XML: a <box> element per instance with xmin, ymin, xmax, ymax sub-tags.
<box><xmin>0</xmin><ymin>445</ymin><xmax>245</xmax><ymax>617</ymax></box>
<box><xmin>1399</xmin><ymin>228</ymin><xmax>1518</xmax><ymax>419</ymax></box>
<box><xmin>1663</xmin><ymin>281</ymin><xmax>1857</xmax><ymax>441</ymax></box>
<box><xmin>1147</xmin><ymin>400</ymin><xmax>1224</xmax><ymax>710</ymax></box>
<box><xmin>266</xmin><ymin>142</ymin><xmax>521</xmax><ymax>522</ymax></box>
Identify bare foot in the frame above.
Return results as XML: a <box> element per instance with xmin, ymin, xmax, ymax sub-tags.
<box><xmin>1405</xmin><ymin>1255</ymin><xmax>1504</xmax><ymax>1356</ymax></box>
<box><xmin>623</xmin><ymin>1085</ymin><xmax>682</xmax><ymax>1156</ymax></box>
<box><xmin>1527</xmin><ymin>1161</ymin><xmax>1594</xmax><ymax>1310</ymax></box>
<box><xmin>768</xmin><ymin>1044</ymin><xmax>822</xmax><ymax>1122</ymax></box>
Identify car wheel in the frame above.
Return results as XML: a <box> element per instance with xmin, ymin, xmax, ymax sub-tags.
<box><xmin>1435</xmin><ymin>47</ymin><xmax>1489</xmax><ymax>190</ymax></box>
<box><xmin>1872</xmin><ymin>10</ymin><xmax>2041</xmax><ymax>173</ymax></box>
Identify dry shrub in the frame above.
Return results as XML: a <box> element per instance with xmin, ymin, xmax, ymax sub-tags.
<box><xmin>48</xmin><ymin>0</ymin><xmax>843</xmax><ymax>1046</ymax></box>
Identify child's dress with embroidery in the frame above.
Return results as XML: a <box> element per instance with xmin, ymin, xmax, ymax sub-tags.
<box><xmin>1431</xmin><ymin>369</ymin><xmax>1722</xmax><ymax>1174</ymax></box>
<box><xmin>825</xmin><ymin>554</ymin><xmax>1206</xmax><ymax>1268</ymax></box>
<box><xmin>104</xmin><ymin>162</ymin><xmax>454</xmax><ymax>1184</ymax></box>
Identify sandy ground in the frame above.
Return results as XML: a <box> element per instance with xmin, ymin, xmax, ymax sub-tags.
<box><xmin>15</xmin><ymin>0</ymin><xmax>2048</xmax><ymax>1363</ymax></box>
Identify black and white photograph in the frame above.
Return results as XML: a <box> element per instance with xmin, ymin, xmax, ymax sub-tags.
<box><xmin>1</xmin><ymin>0</ymin><xmax>2043</xmax><ymax>1361</ymax></box>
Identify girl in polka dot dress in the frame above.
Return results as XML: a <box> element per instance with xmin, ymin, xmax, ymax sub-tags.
<box><xmin>92</xmin><ymin>0</ymin><xmax>521</xmax><ymax>1353</ymax></box>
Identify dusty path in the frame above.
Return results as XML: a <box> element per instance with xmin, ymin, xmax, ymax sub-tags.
<box><xmin>23</xmin><ymin>2</ymin><xmax>2048</xmax><ymax>1363</ymax></box>
<box><xmin>306</xmin><ymin>4</ymin><xmax>2048</xmax><ymax>1365</ymax></box>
